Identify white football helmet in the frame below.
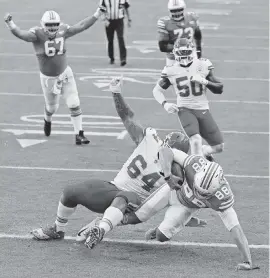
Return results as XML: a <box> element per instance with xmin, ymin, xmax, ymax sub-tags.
<box><xmin>168</xmin><ymin>0</ymin><xmax>186</xmax><ymax>21</ymax></box>
<box><xmin>40</xmin><ymin>11</ymin><xmax>61</xmax><ymax>37</ymax></box>
<box><xmin>173</xmin><ymin>38</ymin><xmax>194</xmax><ymax>66</ymax></box>
<box><xmin>193</xmin><ymin>161</ymin><xmax>228</xmax><ymax>199</ymax></box>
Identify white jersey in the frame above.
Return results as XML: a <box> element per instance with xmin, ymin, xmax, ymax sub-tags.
<box><xmin>112</xmin><ymin>128</ymin><xmax>166</xmax><ymax>201</ymax></box>
<box><xmin>161</xmin><ymin>58</ymin><xmax>214</xmax><ymax>110</ymax></box>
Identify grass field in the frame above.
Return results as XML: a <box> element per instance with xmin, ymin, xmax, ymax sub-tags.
<box><xmin>0</xmin><ymin>0</ymin><xmax>269</xmax><ymax>277</ymax></box>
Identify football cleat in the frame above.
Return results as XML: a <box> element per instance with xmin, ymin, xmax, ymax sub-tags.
<box><xmin>31</xmin><ymin>224</ymin><xmax>64</xmax><ymax>240</ymax></box>
<box><xmin>85</xmin><ymin>226</ymin><xmax>105</xmax><ymax>249</ymax></box>
<box><xmin>76</xmin><ymin>217</ymin><xmax>102</xmax><ymax>242</ymax></box>
<box><xmin>44</xmin><ymin>119</ymin><xmax>51</xmax><ymax>136</ymax></box>
<box><xmin>145</xmin><ymin>227</ymin><xmax>157</xmax><ymax>240</ymax></box>
<box><xmin>76</xmin><ymin>130</ymin><xmax>90</xmax><ymax>145</ymax></box>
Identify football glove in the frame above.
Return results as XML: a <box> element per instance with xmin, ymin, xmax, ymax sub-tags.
<box><xmin>191</xmin><ymin>74</ymin><xmax>208</xmax><ymax>86</ymax></box>
<box><xmin>236</xmin><ymin>262</ymin><xmax>260</xmax><ymax>271</ymax></box>
<box><xmin>110</xmin><ymin>77</ymin><xmax>123</xmax><ymax>94</ymax></box>
<box><xmin>4</xmin><ymin>13</ymin><xmax>12</xmax><ymax>23</ymax></box>
<box><xmin>164</xmin><ymin>102</ymin><xmax>179</xmax><ymax>114</ymax></box>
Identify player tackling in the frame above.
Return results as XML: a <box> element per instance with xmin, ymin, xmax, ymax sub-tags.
<box><xmin>31</xmin><ymin>77</ymin><xmax>205</xmax><ymax>245</ymax></box>
<box><xmin>4</xmin><ymin>7</ymin><xmax>105</xmax><ymax>145</ymax></box>
<box><xmin>153</xmin><ymin>38</ymin><xmax>224</xmax><ymax>159</ymax></box>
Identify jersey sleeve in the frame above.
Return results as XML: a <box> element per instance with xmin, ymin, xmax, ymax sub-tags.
<box><xmin>157</xmin><ymin>17</ymin><xmax>169</xmax><ymax>35</ymax></box>
<box><xmin>159</xmin><ymin>66</ymin><xmax>172</xmax><ymax>88</ymax></box>
<box><xmin>206</xmin><ymin>183</ymin><xmax>235</xmax><ymax>212</ymax></box>
<box><xmin>29</xmin><ymin>26</ymin><xmax>39</xmax><ymax>34</ymax></box>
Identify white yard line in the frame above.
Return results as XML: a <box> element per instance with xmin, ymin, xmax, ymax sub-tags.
<box><xmin>0</xmin><ymin>233</ymin><xmax>268</xmax><ymax>249</ymax></box>
<box><xmin>0</xmin><ymin>166</ymin><xmax>268</xmax><ymax>179</ymax></box>
<box><xmin>0</xmin><ymin>69</ymin><xmax>268</xmax><ymax>82</ymax></box>
<box><xmin>0</xmin><ymin>53</ymin><xmax>269</xmax><ymax>64</ymax></box>
<box><xmin>0</xmin><ymin>92</ymin><xmax>268</xmax><ymax>105</ymax></box>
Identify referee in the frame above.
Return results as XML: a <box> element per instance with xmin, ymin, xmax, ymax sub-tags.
<box><xmin>100</xmin><ymin>0</ymin><xmax>131</xmax><ymax>66</ymax></box>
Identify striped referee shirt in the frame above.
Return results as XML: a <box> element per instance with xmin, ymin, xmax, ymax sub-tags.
<box><xmin>100</xmin><ymin>0</ymin><xmax>130</xmax><ymax>20</ymax></box>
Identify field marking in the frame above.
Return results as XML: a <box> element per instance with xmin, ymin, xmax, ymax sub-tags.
<box><xmin>0</xmin><ymin>92</ymin><xmax>268</xmax><ymax>105</ymax></box>
<box><xmin>0</xmin><ymin>166</ymin><xmax>268</xmax><ymax>179</ymax></box>
<box><xmin>0</xmin><ymin>52</ymin><xmax>269</xmax><ymax>64</ymax></box>
<box><xmin>0</xmin><ymin>123</ymin><xmax>268</xmax><ymax>135</ymax></box>
<box><xmin>1</xmin><ymin>39</ymin><xmax>268</xmax><ymax>50</ymax></box>
<box><xmin>0</xmin><ymin>233</ymin><xmax>268</xmax><ymax>249</ymax></box>
<box><xmin>0</xmin><ymin>69</ymin><xmax>268</xmax><ymax>82</ymax></box>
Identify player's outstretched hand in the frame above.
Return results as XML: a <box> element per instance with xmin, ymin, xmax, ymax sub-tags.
<box><xmin>191</xmin><ymin>74</ymin><xmax>208</xmax><ymax>86</ymax></box>
<box><xmin>110</xmin><ymin>77</ymin><xmax>123</xmax><ymax>94</ymax></box>
<box><xmin>4</xmin><ymin>13</ymin><xmax>12</xmax><ymax>23</ymax></box>
<box><xmin>236</xmin><ymin>262</ymin><xmax>260</xmax><ymax>271</ymax></box>
<box><xmin>164</xmin><ymin>102</ymin><xmax>179</xmax><ymax>114</ymax></box>
<box><xmin>94</xmin><ymin>6</ymin><xmax>106</xmax><ymax>18</ymax></box>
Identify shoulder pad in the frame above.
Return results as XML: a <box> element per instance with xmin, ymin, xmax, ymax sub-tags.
<box><xmin>161</xmin><ymin>65</ymin><xmax>174</xmax><ymax>78</ymax></box>
<box><xmin>29</xmin><ymin>26</ymin><xmax>40</xmax><ymax>34</ymax></box>
<box><xmin>157</xmin><ymin>16</ymin><xmax>169</xmax><ymax>30</ymax></box>
<box><xmin>199</xmin><ymin>58</ymin><xmax>214</xmax><ymax>70</ymax></box>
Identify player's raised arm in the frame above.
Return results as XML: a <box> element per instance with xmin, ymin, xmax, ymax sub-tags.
<box><xmin>65</xmin><ymin>6</ymin><xmax>105</xmax><ymax>38</ymax></box>
<box><xmin>218</xmin><ymin>207</ymin><xmax>259</xmax><ymax>270</ymax></box>
<box><xmin>4</xmin><ymin>13</ymin><xmax>37</xmax><ymax>42</ymax></box>
<box><xmin>109</xmin><ymin>77</ymin><xmax>144</xmax><ymax>145</ymax></box>
<box><xmin>153</xmin><ymin>69</ymin><xmax>178</xmax><ymax>114</ymax></box>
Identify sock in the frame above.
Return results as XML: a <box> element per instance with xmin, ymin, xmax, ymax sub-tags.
<box><xmin>99</xmin><ymin>207</ymin><xmax>124</xmax><ymax>235</ymax></box>
<box><xmin>44</xmin><ymin>106</ymin><xmax>53</xmax><ymax>122</ymax></box>
<box><xmin>55</xmin><ymin>202</ymin><xmax>76</xmax><ymax>232</ymax></box>
<box><xmin>70</xmin><ymin>106</ymin><xmax>82</xmax><ymax>134</ymax></box>
<box><xmin>202</xmin><ymin>145</ymin><xmax>214</xmax><ymax>156</ymax></box>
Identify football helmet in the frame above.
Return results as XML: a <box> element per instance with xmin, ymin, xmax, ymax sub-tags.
<box><xmin>168</xmin><ymin>0</ymin><xmax>186</xmax><ymax>21</ymax></box>
<box><xmin>193</xmin><ymin>162</ymin><xmax>228</xmax><ymax>199</ymax></box>
<box><xmin>164</xmin><ymin>131</ymin><xmax>190</xmax><ymax>153</ymax></box>
<box><xmin>173</xmin><ymin>38</ymin><xmax>194</xmax><ymax>66</ymax></box>
<box><xmin>41</xmin><ymin>11</ymin><xmax>61</xmax><ymax>37</ymax></box>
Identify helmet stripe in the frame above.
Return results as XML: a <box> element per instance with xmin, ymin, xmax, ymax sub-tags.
<box><xmin>201</xmin><ymin>163</ymin><xmax>217</xmax><ymax>190</ymax></box>
<box><xmin>204</xmin><ymin>163</ymin><xmax>219</xmax><ymax>190</ymax></box>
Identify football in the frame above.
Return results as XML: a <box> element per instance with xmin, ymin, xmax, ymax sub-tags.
<box><xmin>171</xmin><ymin>161</ymin><xmax>185</xmax><ymax>184</ymax></box>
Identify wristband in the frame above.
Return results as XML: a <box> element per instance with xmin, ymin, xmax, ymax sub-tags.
<box><xmin>161</xmin><ymin>100</ymin><xmax>167</xmax><ymax>107</ymax></box>
<box><xmin>6</xmin><ymin>20</ymin><xmax>16</xmax><ymax>30</ymax></box>
<box><xmin>93</xmin><ymin>10</ymin><xmax>101</xmax><ymax>19</ymax></box>
<box><xmin>164</xmin><ymin>175</ymin><xmax>171</xmax><ymax>181</ymax></box>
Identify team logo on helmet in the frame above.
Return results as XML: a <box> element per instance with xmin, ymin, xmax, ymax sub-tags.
<box><xmin>193</xmin><ymin>162</ymin><xmax>227</xmax><ymax>199</ymax></box>
<box><xmin>173</xmin><ymin>38</ymin><xmax>194</xmax><ymax>67</ymax></box>
<box><xmin>164</xmin><ymin>131</ymin><xmax>190</xmax><ymax>153</ymax></box>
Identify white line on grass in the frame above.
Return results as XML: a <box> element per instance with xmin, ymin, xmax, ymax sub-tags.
<box><xmin>0</xmin><ymin>166</ymin><xmax>268</xmax><ymax>179</ymax></box>
<box><xmin>0</xmin><ymin>69</ymin><xmax>268</xmax><ymax>82</ymax></box>
<box><xmin>0</xmin><ymin>92</ymin><xmax>268</xmax><ymax>105</ymax></box>
<box><xmin>0</xmin><ymin>233</ymin><xmax>268</xmax><ymax>249</ymax></box>
<box><xmin>0</xmin><ymin>53</ymin><xmax>269</xmax><ymax>64</ymax></box>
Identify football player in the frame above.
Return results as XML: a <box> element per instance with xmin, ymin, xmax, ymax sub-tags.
<box><xmin>4</xmin><ymin>7</ymin><xmax>105</xmax><ymax>145</ymax></box>
<box><xmin>153</xmin><ymin>38</ymin><xmax>224</xmax><ymax>159</ymax></box>
<box><xmin>158</xmin><ymin>0</ymin><xmax>202</xmax><ymax>66</ymax></box>
<box><xmin>31</xmin><ymin>77</ymin><xmax>205</xmax><ymax>246</ymax></box>
<box><xmin>140</xmin><ymin>146</ymin><xmax>260</xmax><ymax>271</ymax></box>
